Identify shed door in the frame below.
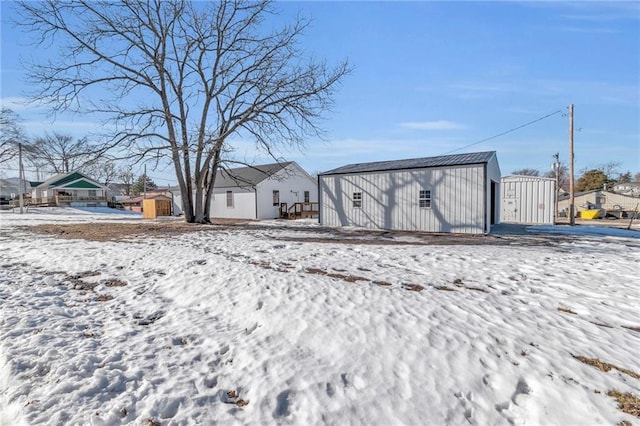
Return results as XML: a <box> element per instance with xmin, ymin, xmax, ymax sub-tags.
<box><xmin>503</xmin><ymin>198</ymin><xmax>518</xmax><ymax>222</ymax></box>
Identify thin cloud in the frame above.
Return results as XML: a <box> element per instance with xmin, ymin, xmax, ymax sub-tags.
<box><xmin>547</xmin><ymin>26</ymin><xmax>619</xmax><ymax>34</ymax></box>
<box><xmin>399</xmin><ymin>120</ymin><xmax>466</xmax><ymax>130</ymax></box>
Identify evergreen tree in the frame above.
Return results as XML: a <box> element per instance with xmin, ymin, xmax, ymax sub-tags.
<box><xmin>131</xmin><ymin>175</ymin><xmax>157</xmax><ymax>196</ymax></box>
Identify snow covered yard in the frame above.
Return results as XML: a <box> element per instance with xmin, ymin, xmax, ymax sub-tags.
<box><xmin>1</xmin><ymin>209</ymin><xmax>639</xmax><ymax>425</ymax></box>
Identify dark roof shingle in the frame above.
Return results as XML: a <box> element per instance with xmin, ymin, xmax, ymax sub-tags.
<box><xmin>214</xmin><ymin>162</ymin><xmax>292</xmax><ymax>188</ymax></box>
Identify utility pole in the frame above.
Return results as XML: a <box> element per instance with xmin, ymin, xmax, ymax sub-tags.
<box><xmin>143</xmin><ymin>164</ymin><xmax>147</xmax><ymax>200</ymax></box>
<box><xmin>553</xmin><ymin>152</ymin><xmax>560</xmax><ymax>223</ymax></box>
<box><xmin>568</xmin><ymin>104</ymin><xmax>575</xmax><ymax>226</ymax></box>
<box><xmin>143</xmin><ymin>164</ymin><xmax>147</xmax><ymax>213</ymax></box>
<box><xmin>18</xmin><ymin>142</ymin><xmax>24</xmax><ymax>214</ymax></box>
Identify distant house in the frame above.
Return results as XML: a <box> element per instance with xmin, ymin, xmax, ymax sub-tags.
<box><xmin>613</xmin><ymin>181</ymin><xmax>640</xmax><ymax>197</ymax></box>
<box><xmin>208</xmin><ymin>161</ymin><xmax>318</xmax><ymax>220</ymax></box>
<box><xmin>318</xmin><ymin>151</ymin><xmax>501</xmax><ymax>234</ymax></box>
<box><xmin>558</xmin><ymin>190</ymin><xmax>639</xmax><ymax>217</ymax></box>
<box><xmin>106</xmin><ymin>182</ymin><xmax>133</xmax><ymax>200</ymax></box>
<box><xmin>0</xmin><ymin>177</ymin><xmax>23</xmax><ymax>199</ymax></box>
<box><xmin>28</xmin><ymin>171</ymin><xmax>108</xmax><ymax>207</ymax></box>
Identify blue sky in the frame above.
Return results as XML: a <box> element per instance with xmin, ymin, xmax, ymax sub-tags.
<box><xmin>1</xmin><ymin>1</ymin><xmax>638</xmax><ymax>184</ymax></box>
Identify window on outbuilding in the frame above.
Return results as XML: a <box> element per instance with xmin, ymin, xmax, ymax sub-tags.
<box><xmin>419</xmin><ymin>189</ymin><xmax>431</xmax><ymax>208</ymax></box>
<box><xmin>304</xmin><ymin>191</ymin><xmax>310</xmax><ymax>203</ymax></box>
<box><xmin>273</xmin><ymin>190</ymin><xmax>280</xmax><ymax>206</ymax></box>
<box><xmin>226</xmin><ymin>191</ymin><xmax>233</xmax><ymax>208</ymax></box>
<box><xmin>353</xmin><ymin>192</ymin><xmax>362</xmax><ymax>208</ymax></box>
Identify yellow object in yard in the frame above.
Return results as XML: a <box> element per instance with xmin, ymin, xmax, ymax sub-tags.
<box><xmin>581</xmin><ymin>209</ymin><xmax>603</xmax><ymax>219</ymax></box>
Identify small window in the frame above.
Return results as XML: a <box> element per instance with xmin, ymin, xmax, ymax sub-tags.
<box><xmin>273</xmin><ymin>190</ymin><xmax>280</xmax><ymax>206</ymax></box>
<box><xmin>226</xmin><ymin>191</ymin><xmax>233</xmax><ymax>208</ymax></box>
<box><xmin>419</xmin><ymin>189</ymin><xmax>431</xmax><ymax>208</ymax></box>
<box><xmin>598</xmin><ymin>196</ymin><xmax>606</xmax><ymax>204</ymax></box>
<box><xmin>304</xmin><ymin>191</ymin><xmax>310</xmax><ymax>203</ymax></box>
<box><xmin>353</xmin><ymin>192</ymin><xmax>362</xmax><ymax>208</ymax></box>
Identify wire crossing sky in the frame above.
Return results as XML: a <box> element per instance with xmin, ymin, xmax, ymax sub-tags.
<box><xmin>1</xmin><ymin>1</ymin><xmax>638</xmax><ymax>182</ymax></box>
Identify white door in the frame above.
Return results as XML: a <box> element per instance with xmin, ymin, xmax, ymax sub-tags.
<box><xmin>502</xmin><ymin>198</ymin><xmax>518</xmax><ymax>222</ymax></box>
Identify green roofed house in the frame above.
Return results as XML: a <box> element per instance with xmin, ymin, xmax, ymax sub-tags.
<box><xmin>29</xmin><ymin>171</ymin><xmax>108</xmax><ymax>207</ymax></box>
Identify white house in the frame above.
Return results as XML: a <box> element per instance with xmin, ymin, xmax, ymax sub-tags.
<box><xmin>613</xmin><ymin>181</ymin><xmax>640</xmax><ymax>197</ymax></box>
<box><xmin>318</xmin><ymin>151</ymin><xmax>501</xmax><ymax>234</ymax></box>
<box><xmin>29</xmin><ymin>171</ymin><xmax>108</xmax><ymax>207</ymax></box>
<box><xmin>501</xmin><ymin>175</ymin><xmax>555</xmax><ymax>225</ymax></box>
<box><xmin>208</xmin><ymin>161</ymin><xmax>317</xmax><ymax>220</ymax></box>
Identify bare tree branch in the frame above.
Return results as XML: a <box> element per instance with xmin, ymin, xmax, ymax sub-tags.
<box><xmin>17</xmin><ymin>0</ymin><xmax>351</xmax><ymax>223</ymax></box>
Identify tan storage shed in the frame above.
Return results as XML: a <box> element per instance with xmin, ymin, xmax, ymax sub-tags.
<box><xmin>143</xmin><ymin>195</ymin><xmax>173</xmax><ymax>219</ymax></box>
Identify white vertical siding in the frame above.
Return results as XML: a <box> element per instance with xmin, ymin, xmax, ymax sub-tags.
<box><xmin>500</xmin><ymin>175</ymin><xmax>555</xmax><ymax>224</ymax></box>
<box><xmin>320</xmin><ymin>164</ymin><xmax>488</xmax><ymax>234</ymax></box>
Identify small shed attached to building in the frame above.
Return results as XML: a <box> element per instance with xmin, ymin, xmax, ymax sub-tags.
<box><xmin>501</xmin><ymin>175</ymin><xmax>555</xmax><ymax>225</ymax></box>
<box><xmin>318</xmin><ymin>151</ymin><xmax>501</xmax><ymax>234</ymax></box>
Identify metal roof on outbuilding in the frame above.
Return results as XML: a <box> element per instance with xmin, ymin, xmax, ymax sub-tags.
<box><xmin>320</xmin><ymin>151</ymin><xmax>497</xmax><ymax>175</ymax></box>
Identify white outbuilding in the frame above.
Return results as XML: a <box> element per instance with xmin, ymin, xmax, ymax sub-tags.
<box><xmin>318</xmin><ymin>151</ymin><xmax>501</xmax><ymax>234</ymax></box>
<box><xmin>500</xmin><ymin>175</ymin><xmax>555</xmax><ymax>225</ymax></box>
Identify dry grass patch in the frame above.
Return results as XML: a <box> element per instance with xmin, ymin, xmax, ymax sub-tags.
<box><xmin>22</xmin><ymin>222</ymin><xmax>214</xmax><ymax>242</ymax></box>
<box><xmin>467</xmin><ymin>286</ymin><xmax>489</xmax><ymax>293</ymax></box>
<box><xmin>557</xmin><ymin>307</ymin><xmax>577</xmax><ymax>314</ymax></box>
<box><xmin>402</xmin><ymin>283</ymin><xmax>424</xmax><ymax>292</ymax></box>
<box><xmin>573</xmin><ymin>355</ymin><xmax>640</xmax><ymax>380</ymax></box>
<box><xmin>622</xmin><ymin>325</ymin><xmax>640</xmax><ymax>333</ymax></box>
<box><xmin>96</xmin><ymin>294</ymin><xmax>114</xmax><ymax>302</ymax></box>
<box><xmin>435</xmin><ymin>285</ymin><xmax>456</xmax><ymax>291</ymax></box>
<box><xmin>590</xmin><ymin>321</ymin><xmax>614</xmax><ymax>328</ymax></box>
<box><xmin>608</xmin><ymin>390</ymin><xmax>640</xmax><ymax>418</ymax></box>
<box><xmin>304</xmin><ymin>267</ymin><xmax>369</xmax><ymax>283</ymax></box>
<box><xmin>103</xmin><ymin>279</ymin><xmax>127</xmax><ymax>287</ymax></box>
<box><xmin>326</xmin><ymin>272</ymin><xmax>368</xmax><ymax>283</ymax></box>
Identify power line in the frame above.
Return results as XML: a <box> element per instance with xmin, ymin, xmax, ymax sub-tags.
<box><xmin>441</xmin><ymin>109</ymin><xmax>564</xmax><ymax>155</ymax></box>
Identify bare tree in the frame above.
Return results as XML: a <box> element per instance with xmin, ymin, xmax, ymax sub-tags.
<box><xmin>26</xmin><ymin>132</ymin><xmax>102</xmax><ymax>174</ymax></box>
<box><xmin>118</xmin><ymin>165</ymin><xmax>135</xmax><ymax>196</ymax></box>
<box><xmin>511</xmin><ymin>168</ymin><xmax>539</xmax><ymax>176</ymax></box>
<box><xmin>83</xmin><ymin>159</ymin><xmax>119</xmax><ymax>186</ymax></box>
<box><xmin>18</xmin><ymin>0</ymin><xmax>350</xmax><ymax>223</ymax></box>
<box><xmin>0</xmin><ymin>108</ymin><xmax>27</xmax><ymax>164</ymax></box>
<box><xmin>545</xmin><ymin>162</ymin><xmax>569</xmax><ymax>191</ymax></box>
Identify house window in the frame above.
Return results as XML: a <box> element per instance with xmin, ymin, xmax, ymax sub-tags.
<box><xmin>88</xmin><ymin>190</ymin><xmax>96</xmax><ymax>199</ymax></box>
<box><xmin>419</xmin><ymin>189</ymin><xmax>431</xmax><ymax>208</ymax></box>
<box><xmin>226</xmin><ymin>191</ymin><xmax>233</xmax><ymax>208</ymax></box>
<box><xmin>273</xmin><ymin>190</ymin><xmax>280</xmax><ymax>206</ymax></box>
<box><xmin>304</xmin><ymin>191</ymin><xmax>310</xmax><ymax>203</ymax></box>
<box><xmin>353</xmin><ymin>192</ymin><xmax>362</xmax><ymax>208</ymax></box>
<box><xmin>597</xmin><ymin>196</ymin><xmax>606</xmax><ymax>204</ymax></box>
